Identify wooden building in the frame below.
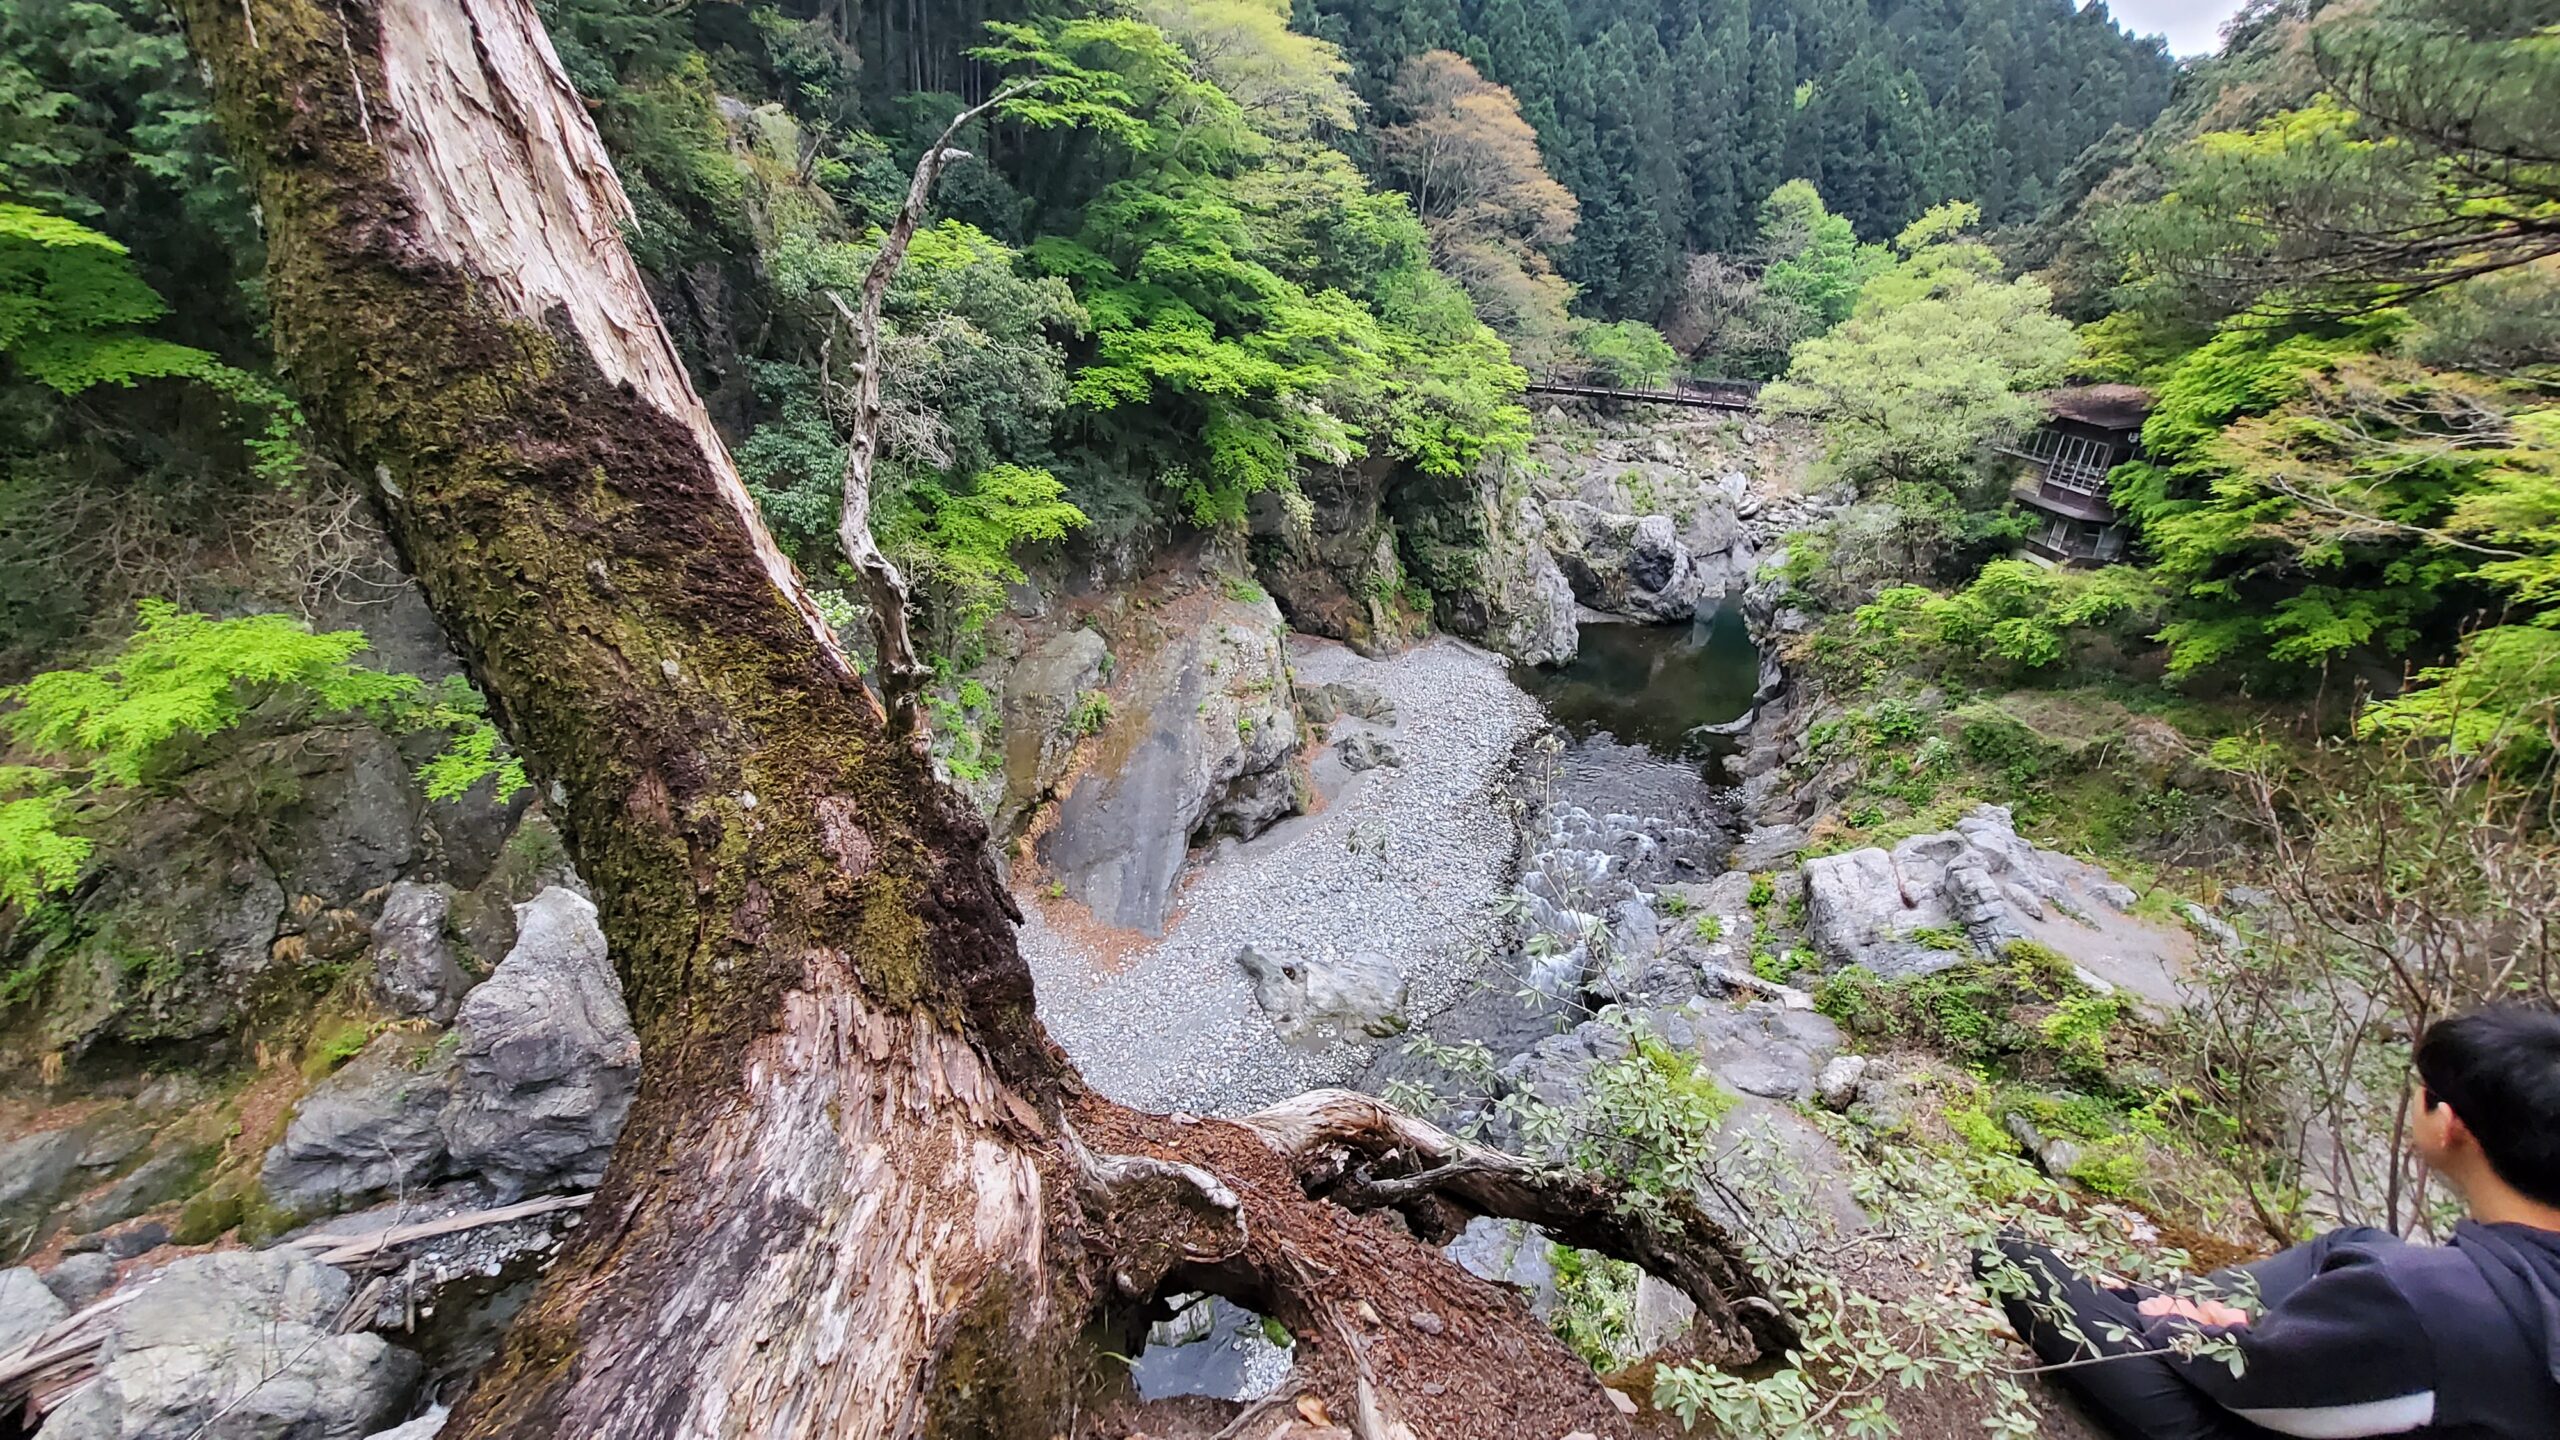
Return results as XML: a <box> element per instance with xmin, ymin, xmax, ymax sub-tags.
<box><xmin>2001</xmin><ymin>385</ymin><xmax>2152</xmax><ymax>565</ymax></box>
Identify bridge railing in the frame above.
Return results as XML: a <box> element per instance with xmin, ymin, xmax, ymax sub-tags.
<box><xmin>1525</xmin><ymin>371</ymin><xmax>1763</xmax><ymax>407</ymax></box>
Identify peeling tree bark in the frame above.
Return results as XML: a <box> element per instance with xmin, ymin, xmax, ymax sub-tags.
<box><xmin>177</xmin><ymin>0</ymin><xmax>1790</xmax><ymax>1434</ymax></box>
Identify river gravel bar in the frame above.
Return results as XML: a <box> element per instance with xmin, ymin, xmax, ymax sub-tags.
<box><xmin>1019</xmin><ymin>635</ymin><xmax>1542</xmax><ymax>1113</ymax></box>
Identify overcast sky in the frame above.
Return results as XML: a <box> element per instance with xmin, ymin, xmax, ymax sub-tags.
<box><xmin>2102</xmin><ymin>0</ymin><xmax>2249</xmax><ymax>54</ymax></box>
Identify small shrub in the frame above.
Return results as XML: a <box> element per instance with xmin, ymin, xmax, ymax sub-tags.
<box><xmin>1548</xmin><ymin>1246</ymin><xmax>1643</xmax><ymax>1369</ymax></box>
<box><xmin>1746</xmin><ymin>872</ymin><xmax>1775</xmax><ymax>909</ymax></box>
<box><xmin>1868</xmin><ymin>697</ymin><xmax>1927</xmax><ymax>742</ymax></box>
<box><xmin>2067</xmin><ymin>1134</ymin><xmax>2149</xmax><ymax>1199</ymax></box>
<box><xmin>2039</xmin><ymin>993</ymin><xmax>2128</xmax><ymax>1079</ymax></box>
<box><xmin>1692</xmin><ymin>913</ymin><xmax>1724</xmax><ymax>942</ymax></box>
<box><xmin>1065</xmin><ymin>689</ymin><xmax>1112</xmax><ymax>738</ymax></box>
<box><xmin>1948</xmin><ymin>1104</ymin><xmax>2016</xmax><ymax>1157</ymax></box>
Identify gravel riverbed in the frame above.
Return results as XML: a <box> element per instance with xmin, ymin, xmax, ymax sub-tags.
<box><xmin>1019</xmin><ymin>634</ymin><xmax>1542</xmax><ymax>1114</ymax></box>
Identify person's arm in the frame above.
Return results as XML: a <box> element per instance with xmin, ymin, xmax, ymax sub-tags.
<box><xmin>2144</xmin><ymin>1246</ymin><xmax>2439</xmax><ymax>1439</ymax></box>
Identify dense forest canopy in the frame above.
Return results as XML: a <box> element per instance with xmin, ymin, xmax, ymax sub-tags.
<box><xmin>1298</xmin><ymin>0</ymin><xmax>2178</xmax><ymax>319</ymax></box>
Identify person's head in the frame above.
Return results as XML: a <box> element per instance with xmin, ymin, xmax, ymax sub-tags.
<box><xmin>2412</xmin><ymin>1005</ymin><xmax>2560</xmax><ymax>1214</ymax></box>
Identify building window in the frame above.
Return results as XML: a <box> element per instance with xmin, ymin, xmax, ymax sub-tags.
<box><xmin>2008</xmin><ymin>427</ymin><xmax>2120</xmax><ymax>496</ymax></box>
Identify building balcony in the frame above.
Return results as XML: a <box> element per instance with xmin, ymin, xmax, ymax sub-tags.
<box><xmin>2012</xmin><ymin>473</ymin><xmax>2117</xmax><ymax>524</ymax></box>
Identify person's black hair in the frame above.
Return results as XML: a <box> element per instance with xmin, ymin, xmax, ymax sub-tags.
<box><xmin>2416</xmin><ymin>1005</ymin><xmax>2560</xmax><ymax>1208</ymax></box>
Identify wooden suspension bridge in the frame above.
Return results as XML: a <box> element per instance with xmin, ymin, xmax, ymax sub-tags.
<box><xmin>1525</xmin><ymin>372</ymin><xmax>1762</xmax><ymax>411</ymax></box>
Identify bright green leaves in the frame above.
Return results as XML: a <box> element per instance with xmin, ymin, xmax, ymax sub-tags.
<box><xmin>4</xmin><ymin>601</ymin><xmax>412</xmax><ymax>785</ymax></box>
<box><xmin>746</xmin><ymin>217</ymin><xmax>1088</xmax><ymax>643</ymax></box>
<box><xmin>0</xmin><ymin>203</ymin><xmax>302</xmax><ymax>480</ymax></box>
<box><xmin>0</xmin><ymin>203</ymin><xmax>166</xmax><ymax>352</ymax></box>
<box><xmin>1571</xmin><ymin>320</ymin><xmax>1677</xmax><ymax>389</ymax></box>
<box><xmin>1762</xmin><ymin>204</ymin><xmax>2076</xmax><ymax>486</ymax></box>
<box><xmin>1854</xmin><ymin>562</ymin><xmax>2166</xmax><ymax>678</ymax></box>
<box><xmin>1756</xmin><ymin>180</ymin><xmax>1889</xmax><ymax>331</ymax></box>
<box><xmin>878</xmin><ymin>463</ymin><xmax>1089</xmax><ymax>627</ymax></box>
<box><xmin>2126</xmin><ymin>333</ymin><xmax>2546</xmax><ymax>694</ymax></box>
<box><xmin>408</xmin><ymin>676</ymin><xmax>530</xmax><ymax>804</ymax></box>
<box><xmin>1023</xmin><ymin>10</ymin><xmax>1527</xmax><ymax>529</ymax></box>
<box><xmin>0</xmin><ymin>768</ymin><xmax>87</xmax><ymax>914</ymax></box>
<box><xmin>972</xmin><ymin>18</ymin><xmax>1204</xmax><ymax>154</ymax></box>
<box><xmin>0</xmin><ymin>604</ymin><xmax>527</xmax><ymax>911</ymax></box>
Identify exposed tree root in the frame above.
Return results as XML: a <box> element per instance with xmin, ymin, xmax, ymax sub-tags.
<box><xmin>1078</xmin><ymin>1093</ymin><xmax>1794</xmax><ymax>1438</ymax></box>
<box><xmin>1244</xmin><ymin>1089</ymin><xmax>1797</xmax><ymax>1365</ymax></box>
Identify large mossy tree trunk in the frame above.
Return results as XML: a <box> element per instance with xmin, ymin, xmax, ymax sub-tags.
<box><xmin>177</xmin><ymin>0</ymin><xmax>1789</xmax><ymax>1433</ymax></box>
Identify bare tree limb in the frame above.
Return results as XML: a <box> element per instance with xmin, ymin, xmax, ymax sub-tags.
<box><xmin>826</xmin><ymin>83</ymin><xmax>1031</xmax><ymax>740</ymax></box>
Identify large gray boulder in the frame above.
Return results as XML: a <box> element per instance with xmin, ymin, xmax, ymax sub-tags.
<box><xmin>1549</xmin><ymin>502</ymin><xmax>1708</xmax><ymax>624</ymax></box>
<box><xmin>1445</xmin><ymin>1218</ymin><xmax>1559</xmax><ymax>1315</ymax></box>
<box><xmin>1036</xmin><ymin>592</ymin><xmax>1300</xmax><ymax>934</ymax></box>
<box><xmin>35</xmin><ymin>1250</ymin><xmax>416</xmax><ymax>1440</ymax></box>
<box><xmin>1674</xmin><ymin>999</ymin><xmax>1842</xmax><ymax>1103</ymax></box>
<box><xmin>261</xmin><ymin>1031</ymin><xmax>456</xmax><ymax>1218</ymax></box>
<box><xmin>438</xmin><ymin>888</ymin><xmax>637</xmax><ymax>1200</ymax></box>
<box><xmin>1236</xmin><ymin>945</ymin><xmax>1409</xmax><ymax>1045</ymax></box>
<box><xmin>1803</xmin><ymin>805</ymin><xmax>2108</xmax><ymax>979</ymax></box>
<box><xmin>368</xmin><ymin>882</ymin><xmax>469</xmax><ymax>1025</ymax></box>
<box><xmin>0</xmin><ymin>1128</ymin><xmax>87</xmax><ymax>1261</ymax></box>
<box><xmin>0</xmin><ymin>1265</ymin><xmax>69</xmax><ymax>1350</ymax></box>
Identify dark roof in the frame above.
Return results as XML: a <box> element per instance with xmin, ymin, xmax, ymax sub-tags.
<box><xmin>2042</xmin><ymin>384</ymin><xmax>2154</xmax><ymax>432</ymax></box>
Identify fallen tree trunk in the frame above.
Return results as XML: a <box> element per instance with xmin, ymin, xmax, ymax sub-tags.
<box><xmin>174</xmin><ymin>0</ymin><xmax>1789</xmax><ymax>1433</ymax></box>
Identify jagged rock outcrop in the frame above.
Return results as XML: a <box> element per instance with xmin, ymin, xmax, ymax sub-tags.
<box><xmin>33</xmin><ymin>1250</ymin><xmax>417</xmax><ymax>1440</ymax></box>
<box><xmin>368</xmin><ymin>882</ymin><xmax>470</xmax><ymax>1025</ymax></box>
<box><xmin>262</xmin><ymin>888</ymin><xmax>636</xmax><ymax>1215</ymax></box>
<box><xmin>1802</xmin><ymin>805</ymin><xmax>2136</xmax><ymax>979</ymax></box>
<box><xmin>1036</xmin><ymin>588</ymin><xmax>1301</xmax><ymax>934</ymax></box>
<box><xmin>1249</xmin><ymin>459</ymin><xmax>1429</xmax><ymax>655</ymax></box>
<box><xmin>994</xmin><ymin>627</ymin><xmax>1110</xmax><ymax>842</ymax></box>
<box><xmin>1416</xmin><ymin>492</ymin><xmax>1579</xmax><ymax>667</ymax></box>
<box><xmin>261</xmin><ymin>1032</ymin><xmax>456</xmax><ymax>1217</ymax></box>
<box><xmin>1547</xmin><ymin>501</ymin><xmax>1712</xmax><ymax>623</ymax></box>
<box><xmin>435</xmin><ymin>889</ymin><xmax>638</xmax><ymax>1201</ymax></box>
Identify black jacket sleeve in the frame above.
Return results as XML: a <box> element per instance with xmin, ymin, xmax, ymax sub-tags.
<box><xmin>2148</xmin><ymin>1241</ymin><xmax>2439</xmax><ymax>1438</ymax></box>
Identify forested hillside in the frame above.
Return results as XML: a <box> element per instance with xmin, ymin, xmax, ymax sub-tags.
<box><xmin>1301</xmin><ymin>0</ymin><xmax>2177</xmax><ymax>317</ymax></box>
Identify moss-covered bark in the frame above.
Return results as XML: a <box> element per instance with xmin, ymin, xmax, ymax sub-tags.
<box><xmin>177</xmin><ymin>0</ymin><xmax>1092</xmax><ymax>1430</ymax></box>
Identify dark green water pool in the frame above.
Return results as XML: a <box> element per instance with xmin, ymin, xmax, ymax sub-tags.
<box><xmin>1511</xmin><ymin>601</ymin><xmax>1761</xmax><ymax>761</ymax></box>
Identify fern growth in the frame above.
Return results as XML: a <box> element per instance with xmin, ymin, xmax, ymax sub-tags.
<box><xmin>5</xmin><ymin>600</ymin><xmax>413</xmax><ymax>784</ymax></box>
<box><xmin>0</xmin><ymin>768</ymin><xmax>89</xmax><ymax>913</ymax></box>
<box><xmin>1</xmin><ymin>604</ymin><xmax>528</xmax><ymax>913</ymax></box>
<box><xmin>0</xmin><ymin>203</ymin><xmax>304</xmax><ymax>481</ymax></box>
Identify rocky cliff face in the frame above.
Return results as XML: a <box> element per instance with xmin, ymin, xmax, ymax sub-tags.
<box><xmin>1030</xmin><ymin>571</ymin><xmax>1303</xmax><ymax>936</ymax></box>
